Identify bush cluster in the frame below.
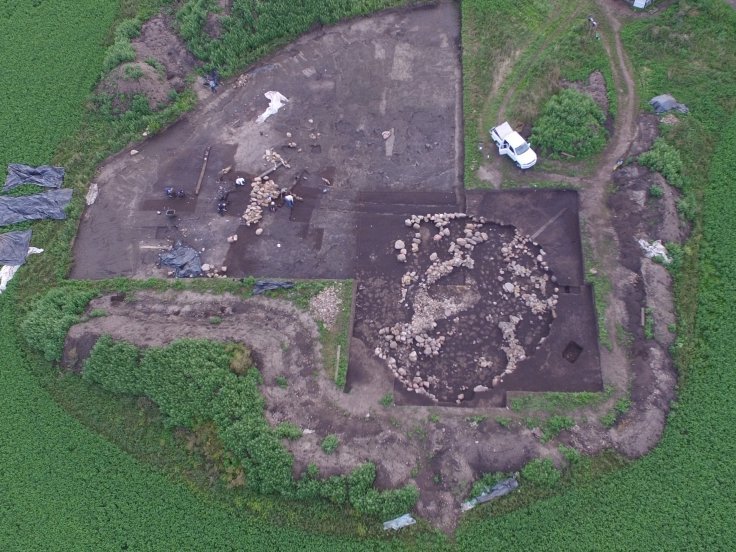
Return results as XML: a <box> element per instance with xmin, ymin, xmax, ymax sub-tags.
<box><xmin>521</xmin><ymin>458</ymin><xmax>561</xmax><ymax>488</ymax></box>
<box><xmin>638</xmin><ymin>138</ymin><xmax>685</xmax><ymax>188</ymax></box>
<box><xmin>175</xmin><ymin>0</ymin><xmax>407</xmax><ymax>76</ymax></box>
<box><xmin>531</xmin><ymin>88</ymin><xmax>607</xmax><ymax>159</ymax></box>
<box><xmin>83</xmin><ymin>337</ymin><xmax>418</xmax><ymax>519</ymax></box>
<box><xmin>21</xmin><ymin>287</ymin><xmax>97</xmax><ymax>362</ymax></box>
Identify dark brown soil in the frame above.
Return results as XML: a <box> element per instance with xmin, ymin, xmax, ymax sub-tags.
<box><xmin>563</xmin><ymin>70</ymin><xmax>609</xmax><ymax>114</ymax></box>
<box><xmin>73</xmin><ymin>3</ymin><xmax>462</xmax><ymax>280</ymax></box>
<box><xmin>351</xmin><ymin>189</ymin><xmax>601</xmax><ymax>408</ymax></box>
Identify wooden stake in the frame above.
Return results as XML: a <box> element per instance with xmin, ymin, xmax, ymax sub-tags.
<box><xmin>335</xmin><ymin>344</ymin><xmax>341</xmax><ymax>382</ymax></box>
<box><xmin>194</xmin><ymin>146</ymin><xmax>212</xmax><ymax>195</ymax></box>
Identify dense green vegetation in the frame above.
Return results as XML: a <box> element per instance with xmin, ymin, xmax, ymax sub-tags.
<box><xmin>638</xmin><ymin>138</ymin><xmax>685</xmax><ymax>188</ymax></box>
<box><xmin>81</xmin><ymin>335</ymin><xmax>418</xmax><ymax>516</ymax></box>
<box><xmin>531</xmin><ymin>89</ymin><xmax>607</xmax><ymax>158</ymax></box>
<box><xmin>176</xmin><ymin>0</ymin><xmax>408</xmax><ymax>75</ymax></box>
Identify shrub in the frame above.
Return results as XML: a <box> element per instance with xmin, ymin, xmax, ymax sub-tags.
<box><xmin>114</xmin><ymin>18</ymin><xmax>142</xmax><ymax>41</ymax></box>
<box><xmin>137</xmin><ymin>340</ymin><xmax>233</xmax><ymax>428</ymax></box>
<box><xmin>123</xmin><ymin>65</ymin><xmax>144</xmax><ymax>80</ymax></box>
<box><xmin>558</xmin><ymin>445</ymin><xmax>582</xmax><ymax>465</ymax></box>
<box><xmin>83</xmin><ymin>335</ymin><xmax>142</xmax><ymax>394</ymax></box>
<box><xmin>274</xmin><ymin>422</ymin><xmax>302</xmax><ymax>440</ymax></box>
<box><xmin>21</xmin><ymin>287</ymin><xmax>96</xmax><ymax>362</ymax></box>
<box><xmin>145</xmin><ymin>57</ymin><xmax>166</xmax><ymax>76</ymax></box>
<box><xmin>521</xmin><ymin>458</ymin><xmax>561</xmax><ymax>487</ymax></box>
<box><xmin>649</xmin><ymin>185</ymin><xmax>664</xmax><ymax>198</ymax></box>
<box><xmin>321</xmin><ymin>434</ymin><xmax>340</xmax><ymax>454</ymax></box>
<box><xmin>638</xmin><ymin>139</ymin><xmax>684</xmax><ymax>188</ymax></box>
<box><xmin>496</xmin><ymin>417</ymin><xmax>512</xmax><ymax>428</ymax></box>
<box><xmin>542</xmin><ymin>415</ymin><xmax>575</xmax><ymax>442</ymax></box>
<box><xmin>275</xmin><ymin>375</ymin><xmax>288</xmax><ymax>388</ymax></box>
<box><xmin>102</xmin><ymin>40</ymin><xmax>136</xmax><ymax>74</ymax></box>
<box><xmin>531</xmin><ymin>88</ymin><xmax>607</xmax><ymax>159</ymax></box>
<box><xmin>470</xmin><ymin>472</ymin><xmax>507</xmax><ymax>499</ymax></box>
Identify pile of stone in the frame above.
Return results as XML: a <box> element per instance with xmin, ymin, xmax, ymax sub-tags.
<box><xmin>200</xmin><ymin>263</ymin><xmax>228</xmax><ymax>279</ymax></box>
<box><xmin>494</xmin><ymin>315</ymin><xmax>525</xmax><ymax>386</ymax></box>
<box><xmin>242</xmin><ymin>177</ymin><xmax>280</xmax><ymax>226</ymax></box>
<box><xmin>263</xmin><ymin>149</ymin><xmax>289</xmax><ymax>168</ymax></box>
<box><xmin>376</xmin><ymin>212</ymin><xmax>559</xmax><ymax>403</ymax></box>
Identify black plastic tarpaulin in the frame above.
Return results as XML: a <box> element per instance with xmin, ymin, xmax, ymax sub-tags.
<box><xmin>0</xmin><ymin>188</ymin><xmax>73</xmax><ymax>226</ymax></box>
<box><xmin>461</xmin><ymin>477</ymin><xmax>519</xmax><ymax>511</ymax></box>
<box><xmin>4</xmin><ymin>164</ymin><xmax>65</xmax><ymax>191</ymax></box>
<box><xmin>252</xmin><ymin>280</ymin><xmax>294</xmax><ymax>295</ymax></box>
<box><xmin>650</xmin><ymin>94</ymin><xmax>689</xmax><ymax>114</ymax></box>
<box><xmin>158</xmin><ymin>241</ymin><xmax>203</xmax><ymax>278</ymax></box>
<box><xmin>0</xmin><ymin>230</ymin><xmax>32</xmax><ymax>265</ymax></box>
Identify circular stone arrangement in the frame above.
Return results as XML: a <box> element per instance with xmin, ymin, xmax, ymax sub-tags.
<box><xmin>373</xmin><ymin>213</ymin><xmax>559</xmax><ymax>403</ymax></box>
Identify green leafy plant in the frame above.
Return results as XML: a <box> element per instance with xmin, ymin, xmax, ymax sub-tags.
<box><xmin>274</xmin><ymin>422</ymin><xmax>303</xmax><ymax>440</ymax></box>
<box><xmin>123</xmin><ymin>65</ymin><xmax>144</xmax><ymax>80</ymax></box>
<box><xmin>321</xmin><ymin>434</ymin><xmax>339</xmax><ymax>454</ymax></box>
<box><xmin>469</xmin><ymin>472</ymin><xmax>508</xmax><ymax>499</ymax></box>
<box><xmin>496</xmin><ymin>417</ymin><xmax>512</xmax><ymax>428</ymax></box>
<box><xmin>558</xmin><ymin>445</ymin><xmax>581</xmax><ymax>465</ymax></box>
<box><xmin>644</xmin><ymin>308</ymin><xmax>655</xmax><ymax>340</ymax></box>
<box><xmin>542</xmin><ymin>416</ymin><xmax>575</xmax><ymax>442</ymax></box>
<box><xmin>521</xmin><ymin>458</ymin><xmax>561</xmax><ymax>488</ymax></box>
<box><xmin>145</xmin><ymin>57</ymin><xmax>166</xmax><ymax>76</ymax></box>
<box><xmin>649</xmin><ymin>184</ymin><xmax>664</xmax><ymax>198</ymax></box>
<box><xmin>639</xmin><ymin>138</ymin><xmax>684</xmax><ymax>188</ymax></box>
<box><xmin>379</xmin><ymin>393</ymin><xmax>394</xmax><ymax>407</ymax></box>
<box><xmin>22</xmin><ymin>287</ymin><xmax>97</xmax><ymax>362</ymax></box>
<box><xmin>274</xmin><ymin>375</ymin><xmax>288</xmax><ymax>388</ymax></box>
<box><xmin>531</xmin><ymin>88</ymin><xmax>607</xmax><ymax>159</ymax></box>
<box><xmin>466</xmin><ymin>415</ymin><xmax>487</xmax><ymax>427</ymax></box>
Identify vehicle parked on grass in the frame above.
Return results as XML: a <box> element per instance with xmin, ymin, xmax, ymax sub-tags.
<box><xmin>490</xmin><ymin>121</ymin><xmax>537</xmax><ymax>169</ymax></box>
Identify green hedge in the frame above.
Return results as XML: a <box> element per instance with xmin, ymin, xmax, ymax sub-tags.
<box><xmin>176</xmin><ymin>0</ymin><xmax>409</xmax><ymax>75</ymax></box>
<box><xmin>83</xmin><ymin>337</ymin><xmax>418</xmax><ymax>519</ymax></box>
<box><xmin>531</xmin><ymin>88</ymin><xmax>607</xmax><ymax>159</ymax></box>
<box><xmin>21</xmin><ymin>287</ymin><xmax>97</xmax><ymax>362</ymax></box>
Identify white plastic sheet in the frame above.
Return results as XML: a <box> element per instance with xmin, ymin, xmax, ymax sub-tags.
<box><xmin>256</xmin><ymin>91</ymin><xmax>289</xmax><ymax>124</ymax></box>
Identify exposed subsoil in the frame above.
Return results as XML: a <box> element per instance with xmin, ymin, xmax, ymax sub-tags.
<box><xmin>64</xmin><ymin>290</ymin><xmax>553</xmax><ymax>531</ymax></box>
<box><xmin>562</xmin><ymin>70</ymin><xmax>609</xmax><ymax>115</ymax></box>
<box><xmin>66</xmin><ymin>0</ymin><xmax>682</xmax><ymax>531</ymax></box>
<box><xmin>98</xmin><ymin>15</ymin><xmax>196</xmax><ymax>111</ymax></box>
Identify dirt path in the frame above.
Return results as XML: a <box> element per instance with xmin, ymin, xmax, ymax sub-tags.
<box><xmin>477</xmin><ymin>1</ymin><xmax>677</xmax><ymax>456</ymax></box>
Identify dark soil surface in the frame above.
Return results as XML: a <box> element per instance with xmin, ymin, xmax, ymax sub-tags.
<box><xmin>73</xmin><ymin>3</ymin><xmax>462</xmax><ymax>280</ymax></box>
<box><xmin>351</xmin><ymin>189</ymin><xmax>601</xmax><ymax>408</ymax></box>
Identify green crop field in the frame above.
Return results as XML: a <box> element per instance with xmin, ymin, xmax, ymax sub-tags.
<box><xmin>3</xmin><ymin>0</ymin><xmax>736</xmax><ymax>549</ymax></box>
